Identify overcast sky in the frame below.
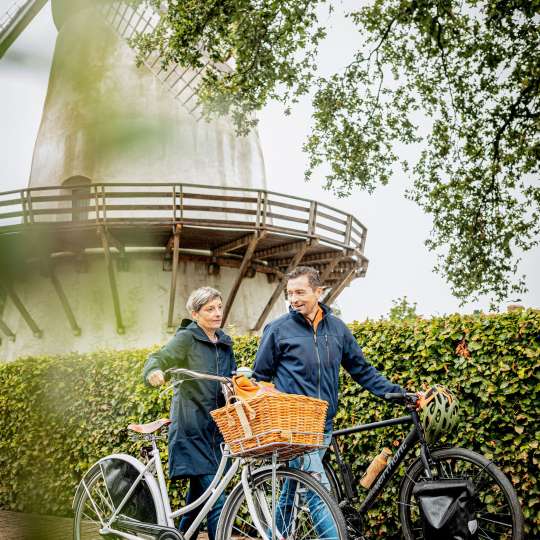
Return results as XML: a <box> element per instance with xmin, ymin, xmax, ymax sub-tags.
<box><xmin>1</xmin><ymin>1</ymin><xmax>538</xmax><ymax>322</ymax></box>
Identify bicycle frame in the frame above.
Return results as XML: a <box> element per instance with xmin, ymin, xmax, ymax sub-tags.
<box><xmin>93</xmin><ymin>435</ymin><xmax>285</xmax><ymax>540</ymax></box>
<box><xmin>328</xmin><ymin>408</ymin><xmax>432</xmax><ymax>515</ymax></box>
<box><xmin>93</xmin><ymin>437</ymin><xmax>240</xmax><ymax>540</ymax></box>
<box><xmin>86</xmin><ymin>367</ymin><xmax>333</xmax><ymax>540</ymax></box>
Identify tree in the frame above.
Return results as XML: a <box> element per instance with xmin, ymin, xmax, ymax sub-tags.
<box><xmin>134</xmin><ymin>0</ymin><xmax>540</xmax><ymax>305</ymax></box>
<box><xmin>387</xmin><ymin>296</ymin><xmax>418</xmax><ymax>321</ymax></box>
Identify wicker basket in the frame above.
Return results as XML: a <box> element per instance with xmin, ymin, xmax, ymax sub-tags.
<box><xmin>210</xmin><ymin>393</ymin><xmax>328</xmax><ymax>458</ymax></box>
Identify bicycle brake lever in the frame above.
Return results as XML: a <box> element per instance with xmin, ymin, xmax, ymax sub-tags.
<box><xmin>159</xmin><ymin>380</ymin><xmax>182</xmax><ymax>398</ymax></box>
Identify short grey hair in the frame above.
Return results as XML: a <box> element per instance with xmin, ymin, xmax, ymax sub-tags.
<box><xmin>186</xmin><ymin>286</ymin><xmax>223</xmax><ymax>313</ymax></box>
<box><xmin>286</xmin><ymin>266</ymin><xmax>322</xmax><ymax>289</ymax></box>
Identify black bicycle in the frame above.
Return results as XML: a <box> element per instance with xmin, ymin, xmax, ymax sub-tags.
<box><xmin>322</xmin><ymin>392</ymin><xmax>524</xmax><ymax>540</ymax></box>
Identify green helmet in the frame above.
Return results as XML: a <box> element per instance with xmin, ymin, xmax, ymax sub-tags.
<box><xmin>419</xmin><ymin>385</ymin><xmax>460</xmax><ymax>443</ymax></box>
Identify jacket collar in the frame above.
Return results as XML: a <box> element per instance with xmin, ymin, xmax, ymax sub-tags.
<box><xmin>178</xmin><ymin>320</ymin><xmax>233</xmax><ymax>346</ymax></box>
<box><xmin>289</xmin><ymin>302</ymin><xmax>331</xmax><ymax>326</ymax></box>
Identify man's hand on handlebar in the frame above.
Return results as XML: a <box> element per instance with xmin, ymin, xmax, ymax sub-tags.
<box><xmin>385</xmin><ymin>391</ymin><xmax>425</xmax><ymax>410</ymax></box>
<box><xmin>147</xmin><ymin>369</ymin><xmax>166</xmax><ymax>387</ymax></box>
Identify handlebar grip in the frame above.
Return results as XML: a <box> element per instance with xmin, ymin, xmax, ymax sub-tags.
<box><xmin>385</xmin><ymin>393</ymin><xmax>405</xmax><ymax>400</ymax></box>
<box><xmin>385</xmin><ymin>392</ymin><xmax>417</xmax><ymax>401</ymax></box>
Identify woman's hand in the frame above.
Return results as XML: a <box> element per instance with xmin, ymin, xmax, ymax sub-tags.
<box><xmin>148</xmin><ymin>369</ymin><xmax>166</xmax><ymax>387</ymax></box>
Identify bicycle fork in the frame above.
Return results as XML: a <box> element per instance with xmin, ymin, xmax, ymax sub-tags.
<box><xmin>242</xmin><ymin>464</ymin><xmax>273</xmax><ymax>540</ymax></box>
<box><xmin>242</xmin><ymin>453</ymin><xmax>288</xmax><ymax>540</ymax></box>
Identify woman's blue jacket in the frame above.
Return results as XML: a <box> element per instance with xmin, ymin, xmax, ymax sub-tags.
<box><xmin>143</xmin><ymin>321</ymin><xmax>236</xmax><ymax>479</ymax></box>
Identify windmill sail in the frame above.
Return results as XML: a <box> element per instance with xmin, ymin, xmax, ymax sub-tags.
<box><xmin>100</xmin><ymin>1</ymin><xmax>232</xmax><ymax>120</ymax></box>
<box><xmin>0</xmin><ymin>0</ymin><xmax>48</xmax><ymax>58</ymax></box>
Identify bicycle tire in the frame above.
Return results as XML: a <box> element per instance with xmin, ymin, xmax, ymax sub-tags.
<box><xmin>399</xmin><ymin>446</ymin><xmax>524</xmax><ymax>540</ymax></box>
<box><xmin>73</xmin><ymin>458</ymin><xmax>162</xmax><ymax>540</ymax></box>
<box><xmin>217</xmin><ymin>466</ymin><xmax>348</xmax><ymax>540</ymax></box>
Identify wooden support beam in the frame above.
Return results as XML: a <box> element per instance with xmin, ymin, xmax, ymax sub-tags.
<box><xmin>212</xmin><ymin>233</ymin><xmax>256</xmax><ymax>256</ymax></box>
<box><xmin>222</xmin><ymin>232</ymin><xmax>264</xmax><ymax>327</ymax></box>
<box><xmin>254</xmin><ymin>239</ymin><xmax>314</xmax><ymax>260</ymax></box>
<box><xmin>320</xmin><ymin>257</ymin><xmax>341</xmax><ymax>283</ymax></box>
<box><xmin>104</xmin><ymin>229</ymin><xmax>127</xmax><ymax>271</ymax></box>
<box><xmin>252</xmin><ymin>240</ymin><xmax>310</xmax><ymax>332</ymax></box>
<box><xmin>50</xmin><ymin>268</ymin><xmax>81</xmax><ymax>336</ymax></box>
<box><xmin>3</xmin><ymin>285</ymin><xmax>42</xmax><ymax>338</ymax></box>
<box><xmin>98</xmin><ymin>226</ymin><xmax>124</xmax><ymax>334</ymax></box>
<box><xmin>323</xmin><ymin>267</ymin><xmax>357</xmax><ymax>306</ymax></box>
<box><xmin>0</xmin><ymin>319</ymin><xmax>15</xmax><ymax>341</ymax></box>
<box><xmin>167</xmin><ymin>225</ymin><xmax>182</xmax><ymax>329</ymax></box>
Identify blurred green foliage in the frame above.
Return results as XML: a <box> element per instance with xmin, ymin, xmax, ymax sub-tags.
<box><xmin>0</xmin><ymin>310</ymin><xmax>538</xmax><ymax>537</ymax></box>
<box><xmin>387</xmin><ymin>296</ymin><xmax>418</xmax><ymax>321</ymax></box>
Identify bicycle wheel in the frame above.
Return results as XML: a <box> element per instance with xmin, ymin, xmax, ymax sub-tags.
<box><xmin>399</xmin><ymin>447</ymin><xmax>524</xmax><ymax>540</ymax></box>
<box><xmin>217</xmin><ymin>466</ymin><xmax>348</xmax><ymax>540</ymax></box>
<box><xmin>73</xmin><ymin>459</ymin><xmax>161</xmax><ymax>540</ymax></box>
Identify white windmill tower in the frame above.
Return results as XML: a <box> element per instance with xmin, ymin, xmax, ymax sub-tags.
<box><xmin>0</xmin><ymin>0</ymin><xmax>369</xmax><ymax>361</ymax></box>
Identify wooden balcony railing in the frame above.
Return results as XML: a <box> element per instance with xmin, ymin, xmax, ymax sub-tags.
<box><xmin>0</xmin><ymin>182</ymin><xmax>367</xmax><ymax>253</ymax></box>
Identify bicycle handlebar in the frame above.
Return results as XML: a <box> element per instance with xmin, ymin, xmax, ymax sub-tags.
<box><xmin>165</xmin><ymin>368</ymin><xmax>231</xmax><ymax>385</ymax></box>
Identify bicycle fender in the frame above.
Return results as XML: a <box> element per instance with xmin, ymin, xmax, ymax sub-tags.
<box><xmin>72</xmin><ymin>453</ymin><xmax>166</xmax><ymax>526</ymax></box>
<box><xmin>398</xmin><ymin>445</ymin><xmax>496</xmax><ymax>494</ymax></box>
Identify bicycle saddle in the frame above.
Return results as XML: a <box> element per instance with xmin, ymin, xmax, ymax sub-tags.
<box><xmin>127</xmin><ymin>418</ymin><xmax>171</xmax><ymax>433</ymax></box>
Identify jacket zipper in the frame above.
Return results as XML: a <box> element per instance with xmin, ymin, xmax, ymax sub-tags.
<box><xmin>313</xmin><ymin>330</ymin><xmax>321</xmax><ymax>399</ymax></box>
<box><xmin>325</xmin><ymin>334</ymin><xmax>330</xmax><ymax>366</ymax></box>
<box><xmin>212</xmin><ymin>342</ymin><xmax>220</xmax><ymax>463</ymax></box>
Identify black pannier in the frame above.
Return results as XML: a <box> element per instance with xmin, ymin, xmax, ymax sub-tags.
<box><xmin>413</xmin><ymin>478</ymin><xmax>478</xmax><ymax>540</ymax></box>
<box><xmin>101</xmin><ymin>458</ymin><xmax>158</xmax><ymax>524</ymax></box>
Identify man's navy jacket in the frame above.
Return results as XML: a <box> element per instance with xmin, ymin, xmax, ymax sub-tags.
<box><xmin>253</xmin><ymin>303</ymin><xmax>404</xmax><ymax>432</ymax></box>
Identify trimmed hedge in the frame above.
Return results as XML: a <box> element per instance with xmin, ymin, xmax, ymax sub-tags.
<box><xmin>0</xmin><ymin>310</ymin><xmax>538</xmax><ymax>537</ymax></box>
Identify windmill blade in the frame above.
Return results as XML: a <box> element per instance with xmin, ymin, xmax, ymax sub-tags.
<box><xmin>100</xmin><ymin>1</ymin><xmax>232</xmax><ymax>120</ymax></box>
<box><xmin>0</xmin><ymin>0</ymin><xmax>48</xmax><ymax>59</ymax></box>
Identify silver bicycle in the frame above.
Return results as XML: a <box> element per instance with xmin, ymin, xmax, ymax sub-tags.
<box><xmin>72</xmin><ymin>368</ymin><xmax>347</xmax><ymax>540</ymax></box>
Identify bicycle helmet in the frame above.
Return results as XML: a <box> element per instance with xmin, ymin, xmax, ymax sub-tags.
<box><xmin>418</xmin><ymin>385</ymin><xmax>460</xmax><ymax>443</ymax></box>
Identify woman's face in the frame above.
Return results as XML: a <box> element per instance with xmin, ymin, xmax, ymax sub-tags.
<box><xmin>192</xmin><ymin>297</ymin><xmax>223</xmax><ymax>333</ymax></box>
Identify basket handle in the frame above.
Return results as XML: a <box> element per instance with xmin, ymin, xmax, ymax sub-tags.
<box><xmin>225</xmin><ymin>395</ymin><xmax>256</xmax><ymax>438</ymax></box>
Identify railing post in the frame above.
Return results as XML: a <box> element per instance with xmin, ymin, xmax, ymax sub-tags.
<box><xmin>100</xmin><ymin>185</ymin><xmax>107</xmax><ymax>224</ymax></box>
<box><xmin>20</xmin><ymin>190</ymin><xmax>27</xmax><ymax>225</ymax></box>
<box><xmin>26</xmin><ymin>189</ymin><xmax>34</xmax><ymax>224</ymax></box>
<box><xmin>308</xmin><ymin>201</ymin><xmax>317</xmax><ymax>236</ymax></box>
<box><xmin>359</xmin><ymin>224</ymin><xmax>367</xmax><ymax>253</ymax></box>
<box><xmin>256</xmin><ymin>191</ymin><xmax>262</xmax><ymax>229</ymax></box>
<box><xmin>179</xmin><ymin>184</ymin><xmax>184</xmax><ymax>221</ymax></box>
<box><xmin>262</xmin><ymin>191</ymin><xmax>268</xmax><ymax>226</ymax></box>
<box><xmin>94</xmin><ymin>185</ymin><xmax>101</xmax><ymax>223</ymax></box>
<box><xmin>344</xmin><ymin>215</ymin><xmax>352</xmax><ymax>246</ymax></box>
<box><xmin>172</xmin><ymin>185</ymin><xmax>177</xmax><ymax>222</ymax></box>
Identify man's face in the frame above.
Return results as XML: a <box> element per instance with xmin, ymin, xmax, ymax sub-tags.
<box><xmin>286</xmin><ymin>275</ymin><xmax>322</xmax><ymax>317</ymax></box>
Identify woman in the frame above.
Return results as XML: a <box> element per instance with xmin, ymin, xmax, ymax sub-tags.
<box><xmin>143</xmin><ymin>286</ymin><xmax>236</xmax><ymax>540</ymax></box>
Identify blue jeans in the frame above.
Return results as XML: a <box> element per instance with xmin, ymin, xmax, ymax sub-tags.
<box><xmin>178</xmin><ymin>474</ymin><xmax>225</xmax><ymax>540</ymax></box>
<box><xmin>275</xmin><ymin>433</ymin><xmax>337</xmax><ymax>539</ymax></box>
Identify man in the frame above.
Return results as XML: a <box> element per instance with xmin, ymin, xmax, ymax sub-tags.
<box><xmin>253</xmin><ymin>266</ymin><xmax>405</xmax><ymax>491</ymax></box>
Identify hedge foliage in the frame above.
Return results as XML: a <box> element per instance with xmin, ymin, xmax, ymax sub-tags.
<box><xmin>0</xmin><ymin>310</ymin><xmax>538</xmax><ymax>537</ymax></box>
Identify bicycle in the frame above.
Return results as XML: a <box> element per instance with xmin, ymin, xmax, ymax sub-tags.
<box><xmin>72</xmin><ymin>367</ymin><xmax>348</xmax><ymax>540</ymax></box>
<box><xmin>322</xmin><ymin>392</ymin><xmax>524</xmax><ymax>540</ymax></box>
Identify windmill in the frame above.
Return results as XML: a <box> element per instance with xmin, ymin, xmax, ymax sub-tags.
<box><xmin>0</xmin><ymin>0</ymin><xmax>369</xmax><ymax>361</ymax></box>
